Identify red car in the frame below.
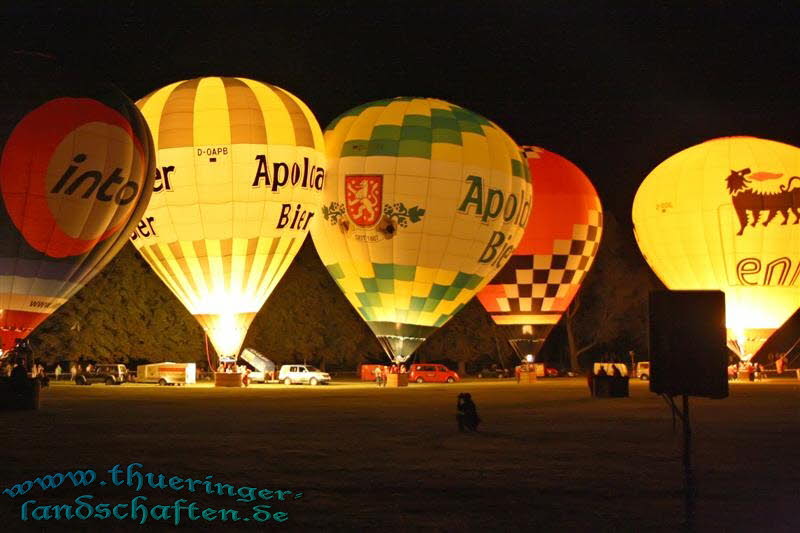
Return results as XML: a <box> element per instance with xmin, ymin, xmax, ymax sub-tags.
<box><xmin>409</xmin><ymin>364</ymin><xmax>460</xmax><ymax>383</ymax></box>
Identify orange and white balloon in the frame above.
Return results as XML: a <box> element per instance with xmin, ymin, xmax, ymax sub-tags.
<box><xmin>477</xmin><ymin>146</ymin><xmax>603</xmax><ymax>360</ymax></box>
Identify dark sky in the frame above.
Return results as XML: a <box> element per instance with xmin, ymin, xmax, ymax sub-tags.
<box><xmin>4</xmin><ymin>2</ymin><xmax>800</xmax><ymax>221</ymax></box>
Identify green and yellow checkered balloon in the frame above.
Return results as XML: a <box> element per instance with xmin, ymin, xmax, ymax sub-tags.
<box><xmin>312</xmin><ymin>97</ymin><xmax>532</xmax><ymax>362</ymax></box>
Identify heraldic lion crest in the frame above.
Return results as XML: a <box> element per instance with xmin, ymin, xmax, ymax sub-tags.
<box><xmin>726</xmin><ymin>168</ymin><xmax>800</xmax><ymax>235</ymax></box>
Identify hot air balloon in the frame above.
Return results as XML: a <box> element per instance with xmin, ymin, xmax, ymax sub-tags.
<box><xmin>131</xmin><ymin>77</ymin><xmax>325</xmax><ymax>363</ymax></box>
<box><xmin>477</xmin><ymin>146</ymin><xmax>603</xmax><ymax>363</ymax></box>
<box><xmin>311</xmin><ymin>97</ymin><xmax>532</xmax><ymax>363</ymax></box>
<box><xmin>632</xmin><ymin>136</ymin><xmax>800</xmax><ymax>360</ymax></box>
<box><xmin>0</xmin><ymin>52</ymin><xmax>155</xmax><ymax>353</ymax></box>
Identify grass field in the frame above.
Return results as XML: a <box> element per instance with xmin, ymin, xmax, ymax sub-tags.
<box><xmin>0</xmin><ymin>378</ymin><xmax>798</xmax><ymax>531</ymax></box>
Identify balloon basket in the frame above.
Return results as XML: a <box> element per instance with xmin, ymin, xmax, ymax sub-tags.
<box><xmin>517</xmin><ymin>370</ymin><xmax>537</xmax><ymax>385</ymax></box>
<box><xmin>386</xmin><ymin>373</ymin><xmax>408</xmax><ymax>387</ymax></box>
<box><xmin>214</xmin><ymin>372</ymin><xmax>243</xmax><ymax>388</ymax></box>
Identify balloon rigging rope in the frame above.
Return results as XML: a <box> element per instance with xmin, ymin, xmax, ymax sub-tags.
<box><xmin>205</xmin><ymin>332</ymin><xmax>213</xmax><ymax>372</ymax></box>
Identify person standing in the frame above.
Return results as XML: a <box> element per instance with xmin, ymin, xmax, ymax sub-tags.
<box><xmin>776</xmin><ymin>354</ymin><xmax>786</xmax><ymax>375</ymax></box>
<box><xmin>54</xmin><ymin>364</ymin><xmax>62</xmax><ymax>381</ymax></box>
<box><xmin>374</xmin><ymin>366</ymin><xmax>384</xmax><ymax>387</ymax></box>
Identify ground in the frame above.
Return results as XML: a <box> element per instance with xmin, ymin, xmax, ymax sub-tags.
<box><xmin>0</xmin><ymin>378</ymin><xmax>798</xmax><ymax>531</ymax></box>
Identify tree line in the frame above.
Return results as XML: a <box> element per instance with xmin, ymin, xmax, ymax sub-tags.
<box><xmin>29</xmin><ymin>212</ymin><xmax>659</xmax><ymax>372</ymax></box>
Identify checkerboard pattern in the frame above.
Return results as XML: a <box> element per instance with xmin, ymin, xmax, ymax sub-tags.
<box><xmin>325</xmin><ymin>261</ymin><xmax>483</xmax><ymax>329</ymax></box>
<box><xmin>490</xmin><ymin>210</ymin><xmax>603</xmax><ymax>315</ymax></box>
<box><xmin>521</xmin><ymin>146</ymin><xmax>543</xmax><ymax>160</ymax></box>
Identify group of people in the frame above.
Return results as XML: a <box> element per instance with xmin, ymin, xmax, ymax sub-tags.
<box><xmin>2</xmin><ymin>361</ymin><xmax>100</xmax><ymax>381</ymax></box>
<box><xmin>62</xmin><ymin>363</ymin><xmax>92</xmax><ymax>380</ymax></box>
<box><xmin>217</xmin><ymin>362</ymin><xmax>241</xmax><ymax>373</ymax></box>
<box><xmin>216</xmin><ymin>362</ymin><xmax>254</xmax><ymax>386</ymax></box>
<box><xmin>2</xmin><ymin>362</ymin><xmax>44</xmax><ymax>378</ymax></box>
<box><xmin>587</xmin><ymin>362</ymin><xmax>628</xmax><ymax>395</ymax></box>
<box><xmin>728</xmin><ymin>361</ymin><xmax>766</xmax><ymax>381</ymax></box>
<box><xmin>373</xmin><ymin>364</ymin><xmax>407</xmax><ymax>387</ymax></box>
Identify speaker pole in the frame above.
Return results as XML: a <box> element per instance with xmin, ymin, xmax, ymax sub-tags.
<box><xmin>682</xmin><ymin>393</ymin><xmax>695</xmax><ymax>531</ymax></box>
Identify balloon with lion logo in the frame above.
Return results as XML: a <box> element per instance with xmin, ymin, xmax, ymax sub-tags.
<box><xmin>477</xmin><ymin>146</ymin><xmax>603</xmax><ymax>362</ymax></box>
<box><xmin>312</xmin><ymin>97</ymin><xmax>532</xmax><ymax>363</ymax></box>
<box><xmin>132</xmin><ymin>77</ymin><xmax>325</xmax><ymax>361</ymax></box>
<box><xmin>633</xmin><ymin>136</ymin><xmax>800</xmax><ymax>360</ymax></box>
<box><xmin>0</xmin><ymin>52</ymin><xmax>155</xmax><ymax>353</ymax></box>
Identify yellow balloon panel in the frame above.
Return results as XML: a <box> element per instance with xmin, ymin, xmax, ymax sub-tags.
<box><xmin>131</xmin><ymin>77</ymin><xmax>325</xmax><ymax>357</ymax></box>
<box><xmin>312</xmin><ymin>97</ymin><xmax>531</xmax><ymax>360</ymax></box>
<box><xmin>633</xmin><ymin>136</ymin><xmax>800</xmax><ymax>357</ymax></box>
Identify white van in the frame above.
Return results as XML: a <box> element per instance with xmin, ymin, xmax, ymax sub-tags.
<box><xmin>137</xmin><ymin>363</ymin><xmax>196</xmax><ymax>386</ymax></box>
<box><xmin>277</xmin><ymin>365</ymin><xmax>330</xmax><ymax>386</ymax></box>
<box><xmin>635</xmin><ymin>362</ymin><xmax>650</xmax><ymax>380</ymax></box>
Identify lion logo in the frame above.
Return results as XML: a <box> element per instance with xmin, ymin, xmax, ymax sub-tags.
<box><xmin>345</xmin><ymin>175</ymin><xmax>383</xmax><ymax>227</ymax></box>
<box><xmin>726</xmin><ymin>168</ymin><xmax>800</xmax><ymax>235</ymax></box>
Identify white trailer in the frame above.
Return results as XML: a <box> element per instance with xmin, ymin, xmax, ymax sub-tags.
<box><xmin>136</xmin><ymin>362</ymin><xmax>196</xmax><ymax>386</ymax></box>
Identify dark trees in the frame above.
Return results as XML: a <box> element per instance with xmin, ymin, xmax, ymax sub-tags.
<box><xmin>563</xmin><ymin>212</ymin><xmax>656</xmax><ymax>370</ymax></box>
<box><xmin>30</xmin><ymin>244</ymin><xmax>204</xmax><ymax>365</ymax></box>
<box><xmin>27</xmin><ymin>216</ymin><xmax>656</xmax><ymax>373</ymax></box>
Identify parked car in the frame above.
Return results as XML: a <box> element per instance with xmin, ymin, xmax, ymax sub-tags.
<box><xmin>408</xmin><ymin>364</ymin><xmax>459</xmax><ymax>383</ymax></box>
<box><xmin>277</xmin><ymin>365</ymin><xmax>331</xmax><ymax>385</ymax></box>
<box><xmin>515</xmin><ymin>363</ymin><xmax>561</xmax><ymax>378</ymax></box>
<box><xmin>74</xmin><ymin>364</ymin><xmax>129</xmax><ymax>386</ymax></box>
<box><xmin>545</xmin><ymin>366</ymin><xmax>561</xmax><ymax>377</ymax></box>
<box><xmin>477</xmin><ymin>367</ymin><xmax>510</xmax><ymax>379</ymax></box>
<box><xmin>636</xmin><ymin>362</ymin><xmax>650</xmax><ymax>380</ymax></box>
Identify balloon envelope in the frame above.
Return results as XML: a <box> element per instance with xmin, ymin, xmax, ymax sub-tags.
<box><xmin>312</xmin><ymin>97</ymin><xmax>532</xmax><ymax>362</ymax></box>
<box><xmin>477</xmin><ymin>146</ymin><xmax>603</xmax><ymax>360</ymax></box>
<box><xmin>0</xmin><ymin>53</ymin><xmax>155</xmax><ymax>351</ymax></box>
<box><xmin>132</xmin><ymin>77</ymin><xmax>325</xmax><ymax>359</ymax></box>
<box><xmin>633</xmin><ymin>136</ymin><xmax>800</xmax><ymax>359</ymax></box>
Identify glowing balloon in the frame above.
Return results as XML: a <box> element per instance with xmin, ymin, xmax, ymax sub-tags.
<box><xmin>312</xmin><ymin>97</ymin><xmax>531</xmax><ymax>362</ymax></box>
<box><xmin>0</xmin><ymin>53</ymin><xmax>155</xmax><ymax>351</ymax></box>
<box><xmin>132</xmin><ymin>77</ymin><xmax>325</xmax><ymax>359</ymax></box>
<box><xmin>633</xmin><ymin>136</ymin><xmax>800</xmax><ymax>360</ymax></box>
<box><xmin>477</xmin><ymin>146</ymin><xmax>603</xmax><ymax>360</ymax></box>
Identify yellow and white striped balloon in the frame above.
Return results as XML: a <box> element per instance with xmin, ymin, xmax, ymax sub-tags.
<box><xmin>132</xmin><ymin>77</ymin><xmax>325</xmax><ymax>359</ymax></box>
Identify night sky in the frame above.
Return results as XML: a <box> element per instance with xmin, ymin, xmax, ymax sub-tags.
<box><xmin>5</xmin><ymin>2</ymin><xmax>800</xmax><ymax>221</ymax></box>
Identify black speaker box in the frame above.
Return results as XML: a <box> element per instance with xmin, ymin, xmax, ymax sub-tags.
<box><xmin>648</xmin><ymin>290</ymin><xmax>728</xmax><ymax>399</ymax></box>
